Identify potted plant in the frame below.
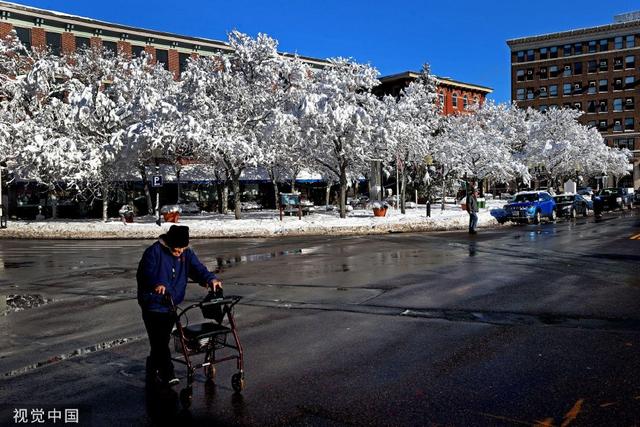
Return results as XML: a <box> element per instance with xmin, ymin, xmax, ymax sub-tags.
<box><xmin>160</xmin><ymin>205</ymin><xmax>182</xmax><ymax>223</ymax></box>
<box><xmin>371</xmin><ymin>201</ymin><xmax>389</xmax><ymax>217</ymax></box>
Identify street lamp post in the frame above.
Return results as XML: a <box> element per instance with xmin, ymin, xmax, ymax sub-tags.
<box><xmin>0</xmin><ymin>163</ymin><xmax>5</xmax><ymax>228</ymax></box>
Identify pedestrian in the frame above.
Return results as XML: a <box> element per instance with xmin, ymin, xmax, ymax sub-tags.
<box><xmin>136</xmin><ymin>225</ymin><xmax>222</xmax><ymax>386</ymax></box>
<box><xmin>466</xmin><ymin>187</ymin><xmax>479</xmax><ymax>234</ymax></box>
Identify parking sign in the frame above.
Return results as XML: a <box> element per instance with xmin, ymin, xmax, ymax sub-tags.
<box><xmin>151</xmin><ymin>175</ymin><xmax>163</xmax><ymax>188</ymax></box>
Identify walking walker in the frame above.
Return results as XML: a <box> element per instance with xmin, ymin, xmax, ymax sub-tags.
<box><xmin>164</xmin><ymin>291</ymin><xmax>245</xmax><ymax>408</ymax></box>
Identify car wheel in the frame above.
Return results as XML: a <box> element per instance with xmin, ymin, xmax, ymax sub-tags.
<box><xmin>533</xmin><ymin>211</ymin><xmax>541</xmax><ymax>224</ymax></box>
<box><xmin>629</xmin><ymin>202</ymin><xmax>634</xmax><ymax>210</ymax></box>
<box><xmin>550</xmin><ymin>209</ymin><xmax>557</xmax><ymax>222</ymax></box>
<box><xmin>583</xmin><ymin>207</ymin><xmax>589</xmax><ymax>217</ymax></box>
<box><xmin>570</xmin><ymin>208</ymin><xmax>576</xmax><ymax>219</ymax></box>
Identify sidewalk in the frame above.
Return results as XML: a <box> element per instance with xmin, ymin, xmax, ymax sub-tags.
<box><xmin>0</xmin><ymin>203</ymin><xmax>503</xmax><ymax>239</ymax></box>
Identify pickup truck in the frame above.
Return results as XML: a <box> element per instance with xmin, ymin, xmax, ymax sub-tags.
<box><xmin>503</xmin><ymin>191</ymin><xmax>557</xmax><ymax>224</ymax></box>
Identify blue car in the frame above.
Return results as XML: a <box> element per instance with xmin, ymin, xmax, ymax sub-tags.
<box><xmin>504</xmin><ymin>191</ymin><xmax>557</xmax><ymax>224</ymax></box>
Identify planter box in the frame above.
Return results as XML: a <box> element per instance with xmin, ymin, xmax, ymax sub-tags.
<box><xmin>163</xmin><ymin>212</ymin><xmax>180</xmax><ymax>223</ymax></box>
<box><xmin>372</xmin><ymin>207</ymin><xmax>387</xmax><ymax>217</ymax></box>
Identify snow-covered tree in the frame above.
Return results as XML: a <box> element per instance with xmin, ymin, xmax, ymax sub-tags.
<box><xmin>299</xmin><ymin>58</ymin><xmax>380</xmax><ymax>218</ymax></box>
<box><xmin>379</xmin><ymin>64</ymin><xmax>440</xmax><ymax>213</ymax></box>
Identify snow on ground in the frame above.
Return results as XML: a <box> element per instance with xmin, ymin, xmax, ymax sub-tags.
<box><xmin>0</xmin><ymin>201</ymin><xmax>507</xmax><ymax>240</ymax></box>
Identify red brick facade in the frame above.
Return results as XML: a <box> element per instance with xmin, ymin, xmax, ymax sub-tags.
<box><xmin>30</xmin><ymin>27</ymin><xmax>45</xmax><ymax>50</ymax></box>
<box><xmin>117</xmin><ymin>41</ymin><xmax>131</xmax><ymax>58</ymax></box>
<box><xmin>0</xmin><ymin>22</ymin><xmax>11</xmax><ymax>39</ymax></box>
<box><xmin>61</xmin><ymin>32</ymin><xmax>75</xmax><ymax>55</ymax></box>
<box><xmin>168</xmin><ymin>49</ymin><xmax>179</xmax><ymax>80</ymax></box>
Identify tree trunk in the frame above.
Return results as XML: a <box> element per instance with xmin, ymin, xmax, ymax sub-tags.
<box><xmin>102</xmin><ymin>183</ymin><xmax>109</xmax><ymax>222</ymax></box>
<box><xmin>440</xmin><ymin>178</ymin><xmax>446</xmax><ymax>211</ymax></box>
<box><xmin>221</xmin><ymin>184</ymin><xmax>229</xmax><ymax>214</ymax></box>
<box><xmin>339</xmin><ymin>166</ymin><xmax>347</xmax><ymax>219</ymax></box>
<box><xmin>400</xmin><ymin>169</ymin><xmax>407</xmax><ymax>214</ymax></box>
<box><xmin>271</xmin><ymin>178</ymin><xmax>279</xmax><ymax>210</ymax></box>
<box><xmin>325</xmin><ymin>185</ymin><xmax>331</xmax><ymax>209</ymax></box>
<box><xmin>176</xmin><ymin>167</ymin><xmax>181</xmax><ymax>204</ymax></box>
<box><xmin>139</xmin><ymin>164</ymin><xmax>154</xmax><ymax>215</ymax></box>
<box><xmin>232</xmin><ymin>175</ymin><xmax>241</xmax><ymax>220</ymax></box>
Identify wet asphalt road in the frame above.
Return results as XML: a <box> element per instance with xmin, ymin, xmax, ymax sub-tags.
<box><xmin>0</xmin><ymin>210</ymin><xmax>639</xmax><ymax>426</ymax></box>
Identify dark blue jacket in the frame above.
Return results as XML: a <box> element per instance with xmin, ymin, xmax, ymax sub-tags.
<box><xmin>137</xmin><ymin>241</ymin><xmax>217</xmax><ymax>313</ymax></box>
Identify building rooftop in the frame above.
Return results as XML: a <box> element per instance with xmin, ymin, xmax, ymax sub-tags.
<box><xmin>379</xmin><ymin>71</ymin><xmax>493</xmax><ymax>93</ymax></box>
<box><xmin>506</xmin><ymin>12</ymin><xmax>640</xmax><ymax>47</ymax></box>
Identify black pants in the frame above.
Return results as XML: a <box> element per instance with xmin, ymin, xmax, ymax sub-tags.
<box><xmin>142</xmin><ymin>310</ymin><xmax>176</xmax><ymax>381</ymax></box>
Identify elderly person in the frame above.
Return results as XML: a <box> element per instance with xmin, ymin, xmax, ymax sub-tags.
<box><xmin>137</xmin><ymin>225</ymin><xmax>222</xmax><ymax>386</ymax></box>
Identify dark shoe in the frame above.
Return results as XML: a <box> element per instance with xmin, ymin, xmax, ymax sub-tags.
<box><xmin>167</xmin><ymin>377</ymin><xmax>180</xmax><ymax>386</ymax></box>
<box><xmin>469</xmin><ymin>230</ymin><xmax>477</xmax><ymax>235</ymax></box>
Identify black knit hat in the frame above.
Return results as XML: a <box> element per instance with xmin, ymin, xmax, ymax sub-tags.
<box><xmin>162</xmin><ymin>225</ymin><xmax>190</xmax><ymax>248</ymax></box>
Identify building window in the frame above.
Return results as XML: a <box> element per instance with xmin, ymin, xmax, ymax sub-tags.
<box><xmin>625</xmin><ymin>97</ymin><xmax>635</xmax><ymax>110</ymax></box>
<box><xmin>614</xmin><ymin>57</ymin><xmax>624</xmax><ymax>70</ymax></box>
<box><xmin>473</xmin><ymin>96</ymin><xmax>479</xmax><ymax>105</ymax></box>
<box><xmin>14</xmin><ymin>27</ymin><xmax>31</xmax><ymax>51</ymax></box>
<box><xmin>574</xmin><ymin>43</ymin><xmax>583</xmax><ymax>55</ymax></box>
<box><xmin>132</xmin><ymin>45</ymin><xmax>145</xmax><ymax>58</ymax></box>
<box><xmin>438</xmin><ymin>93</ymin><xmax>445</xmax><ymax>107</ymax></box>
<box><xmin>614</xmin><ymin>78</ymin><xmax>623</xmax><ymax>91</ymax></box>
<box><xmin>539</xmin><ymin>86</ymin><xmax>548</xmax><ymax>98</ymax></box>
<box><xmin>626</xmin><ymin>35</ymin><xmax>635</xmax><ymax>48</ymax></box>
<box><xmin>599</xmin><ymin>39</ymin><xmax>609</xmax><ymax>51</ymax></box>
<box><xmin>598</xmin><ymin>120</ymin><xmax>608</xmax><ymax>130</ymax></box>
<box><xmin>179</xmin><ymin>52</ymin><xmax>190</xmax><ymax>75</ymax></box>
<box><xmin>563</xmin><ymin>83</ymin><xmax>572</xmax><ymax>95</ymax></box>
<box><xmin>516</xmin><ymin>51</ymin><xmax>525</xmax><ymax>62</ymax></box>
<box><xmin>549</xmin><ymin>65</ymin><xmax>559</xmax><ymax>78</ymax></box>
<box><xmin>588</xmin><ymin>40</ymin><xmax>597</xmax><ymax>53</ymax></box>
<box><xmin>599</xmin><ymin>100</ymin><xmax>608</xmax><ymax>112</ymax></box>
<box><xmin>76</xmin><ymin>36</ymin><xmax>90</xmax><ymax>51</ymax></box>
<box><xmin>452</xmin><ymin>93</ymin><xmax>458</xmax><ymax>107</ymax></box>
<box><xmin>549</xmin><ymin>85</ymin><xmax>558</xmax><ymax>97</ymax></box>
<box><xmin>615</xmin><ymin>36</ymin><xmax>623</xmax><ymax>49</ymax></box>
<box><xmin>613</xmin><ymin>119</ymin><xmax>623</xmax><ymax>132</ymax></box>
<box><xmin>574</xmin><ymin>62</ymin><xmax>582</xmax><ymax>75</ymax></box>
<box><xmin>599</xmin><ymin>79</ymin><xmax>608</xmax><ymax>92</ymax></box>
<box><xmin>526</xmin><ymin>88</ymin><xmax>534</xmax><ymax>100</ymax></box>
<box><xmin>587</xmin><ymin>100</ymin><xmax>596</xmax><ymax>113</ymax></box>
<box><xmin>625</xmin><ymin>76</ymin><xmax>635</xmax><ymax>90</ymax></box>
<box><xmin>550</xmin><ymin>46</ymin><xmax>558</xmax><ymax>58</ymax></box>
<box><xmin>45</xmin><ymin>32</ymin><xmax>61</xmax><ymax>56</ymax></box>
<box><xmin>563</xmin><ymin>64</ymin><xmax>572</xmax><ymax>77</ymax></box>
<box><xmin>539</xmin><ymin>67</ymin><xmax>548</xmax><ymax>79</ymax></box>
<box><xmin>516</xmin><ymin>69</ymin><xmax>525</xmax><ymax>82</ymax></box>
<box><xmin>573</xmin><ymin>82</ymin><xmax>582</xmax><ymax>94</ymax></box>
<box><xmin>614</xmin><ymin>138</ymin><xmax>635</xmax><ymax>150</ymax></box>
<box><xmin>599</xmin><ymin>59</ymin><xmax>608</xmax><ymax>72</ymax></box>
<box><xmin>526</xmin><ymin>49</ymin><xmax>534</xmax><ymax>61</ymax></box>
<box><xmin>587</xmin><ymin>121</ymin><xmax>597</xmax><ymax>128</ymax></box>
<box><xmin>625</xmin><ymin>117</ymin><xmax>634</xmax><ymax>131</ymax></box>
<box><xmin>625</xmin><ymin>55</ymin><xmax>635</xmax><ymax>69</ymax></box>
<box><xmin>526</xmin><ymin>68</ymin><xmax>534</xmax><ymax>81</ymax></box>
<box><xmin>103</xmin><ymin>40</ymin><xmax>117</xmax><ymax>55</ymax></box>
<box><xmin>539</xmin><ymin>105</ymin><xmax>548</xmax><ymax>112</ymax></box>
<box><xmin>539</xmin><ymin>47</ymin><xmax>548</xmax><ymax>59</ymax></box>
<box><xmin>155</xmin><ymin>49</ymin><xmax>169</xmax><ymax>70</ymax></box>
<box><xmin>563</xmin><ymin>44</ymin><xmax>572</xmax><ymax>56</ymax></box>
<box><xmin>588</xmin><ymin>81</ymin><xmax>597</xmax><ymax>94</ymax></box>
<box><xmin>587</xmin><ymin>60</ymin><xmax>597</xmax><ymax>73</ymax></box>
<box><xmin>613</xmin><ymin>98</ymin><xmax>623</xmax><ymax>112</ymax></box>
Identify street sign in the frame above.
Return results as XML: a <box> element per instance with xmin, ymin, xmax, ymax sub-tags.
<box><xmin>151</xmin><ymin>175</ymin><xmax>163</xmax><ymax>188</ymax></box>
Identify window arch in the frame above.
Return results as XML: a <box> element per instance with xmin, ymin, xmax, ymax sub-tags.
<box><xmin>463</xmin><ymin>95</ymin><xmax>469</xmax><ymax>109</ymax></box>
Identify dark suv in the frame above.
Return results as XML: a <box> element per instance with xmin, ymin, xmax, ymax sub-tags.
<box><xmin>593</xmin><ymin>188</ymin><xmax>634</xmax><ymax>215</ymax></box>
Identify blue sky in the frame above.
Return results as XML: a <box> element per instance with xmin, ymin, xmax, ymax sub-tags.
<box><xmin>12</xmin><ymin>0</ymin><xmax>640</xmax><ymax>102</ymax></box>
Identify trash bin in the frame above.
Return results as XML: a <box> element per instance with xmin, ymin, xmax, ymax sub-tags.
<box><xmin>477</xmin><ymin>198</ymin><xmax>486</xmax><ymax>209</ymax></box>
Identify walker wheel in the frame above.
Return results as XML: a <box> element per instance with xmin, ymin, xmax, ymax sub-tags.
<box><xmin>231</xmin><ymin>373</ymin><xmax>245</xmax><ymax>393</ymax></box>
<box><xmin>204</xmin><ymin>364</ymin><xmax>216</xmax><ymax>381</ymax></box>
<box><xmin>180</xmin><ymin>387</ymin><xmax>193</xmax><ymax>409</ymax></box>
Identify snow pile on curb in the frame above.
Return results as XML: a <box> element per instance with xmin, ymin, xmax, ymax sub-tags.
<box><xmin>0</xmin><ymin>203</ymin><xmax>502</xmax><ymax>239</ymax></box>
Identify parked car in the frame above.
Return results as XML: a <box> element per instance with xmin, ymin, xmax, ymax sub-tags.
<box><xmin>552</xmin><ymin>194</ymin><xmax>591</xmax><ymax>218</ymax></box>
<box><xmin>592</xmin><ymin>188</ymin><xmax>634</xmax><ymax>215</ymax></box>
<box><xmin>490</xmin><ymin>208</ymin><xmax>508</xmax><ymax>224</ymax></box>
<box><xmin>503</xmin><ymin>191</ymin><xmax>557</xmax><ymax>224</ymax></box>
<box><xmin>577</xmin><ymin>187</ymin><xmax>594</xmax><ymax>202</ymax></box>
<box><xmin>635</xmin><ymin>189</ymin><xmax>640</xmax><ymax>203</ymax></box>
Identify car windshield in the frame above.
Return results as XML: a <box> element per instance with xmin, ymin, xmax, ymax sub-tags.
<box><xmin>513</xmin><ymin>194</ymin><xmax>538</xmax><ymax>202</ymax></box>
<box><xmin>599</xmin><ymin>189</ymin><xmax>615</xmax><ymax>196</ymax></box>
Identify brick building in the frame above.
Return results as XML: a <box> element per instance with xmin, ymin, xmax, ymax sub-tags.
<box><xmin>374</xmin><ymin>71</ymin><xmax>493</xmax><ymax>115</ymax></box>
<box><xmin>507</xmin><ymin>12</ymin><xmax>640</xmax><ymax>189</ymax></box>
<box><xmin>0</xmin><ymin>1</ymin><xmax>327</xmax><ymax>79</ymax></box>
